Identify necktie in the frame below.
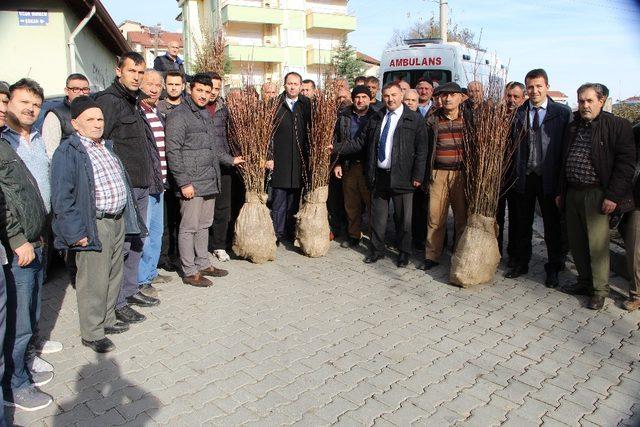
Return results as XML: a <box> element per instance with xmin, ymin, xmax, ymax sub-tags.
<box><xmin>378</xmin><ymin>111</ymin><xmax>393</xmax><ymax>163</ymax></box>
<box><xmin>532</xmin><ymin>107</ymin><xmax>540</xmax><ymax>132</ymax></box>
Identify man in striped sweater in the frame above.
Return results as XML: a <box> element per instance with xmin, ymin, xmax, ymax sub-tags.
<box><xmin>137</xmin><ymin>70</ymin><xmax>170</xmax><ymax>299</ymax></box>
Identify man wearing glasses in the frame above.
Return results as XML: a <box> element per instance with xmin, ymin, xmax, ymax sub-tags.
<box><xmin>42</xmin><ymin>73</ymin><xmax>90</xmax><ymax>158</ymax></box>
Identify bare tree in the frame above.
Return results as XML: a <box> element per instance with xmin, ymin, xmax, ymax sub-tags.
<box><xmin>387</xmin><ymin>16</ymin><xmax>480</xmax><ymax>49</ymax></box>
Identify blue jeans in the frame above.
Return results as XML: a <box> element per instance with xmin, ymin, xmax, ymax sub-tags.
<box><xmin>138</xmin><ymin>192</ymin><xmax>164</xmax><ymax>286</ymax></box>
<box><xmin>3</xmin><ymin>246</ymin><xmax>44</xmax><ymax>395</ymax></box>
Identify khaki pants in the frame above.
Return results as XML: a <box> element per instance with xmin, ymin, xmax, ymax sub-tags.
<box><xmin>565</xmin><ymin>187</ymin><xmax>610</xmax><ymax>297</ymax></box>
<box><xmin>425</xmin><ymin>169</ymin><xmax>467</xmax><ymax>261</ymax></box>
<box><xmin>179</xmin><ymin>195</ymin><xmax>216</xmax><ymax>277</ymax></box>
<box><xmin>342</xmin><ymin>162</ymin><xmax>370</xmax><ymax>239</ymax></box>
<box><xmin>75</xmin><ymin>217</ymin><xmax>124</xmax><ymax>341</ymax></box>
<box><xmin>624</xmin><ymin>209</ymin><xmax>640</xmax><ymax>297</ymax></box>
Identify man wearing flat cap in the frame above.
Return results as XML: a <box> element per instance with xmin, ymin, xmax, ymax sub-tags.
<box><xmin>422</xmin><ymin>82</ymin><xmax>472</xmax><ymax>270</ymax></box>
<box><xmin>51</xmin><ymin>96</ymin><xmax>146</xmax><ymax>353</ymax></box>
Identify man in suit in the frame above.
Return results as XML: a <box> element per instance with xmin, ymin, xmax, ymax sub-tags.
<box><xmin>265</xmin><ymin>72</ymin><xmax>312</xmax><ymax>245</ymax></box>
<box><xmin>506</xmin><ymin>69</ymin><xmax>572</xmax><ymax>288</ymax></box>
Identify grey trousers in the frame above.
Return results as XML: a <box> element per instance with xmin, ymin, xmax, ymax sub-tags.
<box><xmin>624</xmin><ymin>209</ymin><xmax>640</xmax><ymax>297</ymax></box>
<box><xmin>179</xmin><ymin>195</ymin><xmax>216</xmax><ymax>276</ymax></box>
<box><xmin>75</xmin><ymin>217</ymin><xmax>125</xmax><ymax>341</ymax></box>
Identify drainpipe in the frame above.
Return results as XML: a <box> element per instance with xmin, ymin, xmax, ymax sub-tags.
<box><xmin>68</xmin><ymin>4</ymin><xmax>97</xmax><ymax>74</ymax></box>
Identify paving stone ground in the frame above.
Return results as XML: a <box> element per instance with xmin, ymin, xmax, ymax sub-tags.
<box><xmin>10</xmin><ymin>225</ymin><xmax>640</xmax><ymax>426</ymax></box>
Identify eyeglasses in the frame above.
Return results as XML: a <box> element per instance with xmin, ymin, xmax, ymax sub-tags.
<box><xmin>67</xmin><ymin>87</ymin><xmax>91</xmax><ymax>94</ymax></box>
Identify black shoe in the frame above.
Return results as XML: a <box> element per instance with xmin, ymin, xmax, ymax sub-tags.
<box><xmin>104</xmin><ymin>322</ymin><xmax>130</xmax><ymax>335</ymax></box>
<box><xmin>505</xmin><ymin>265</ymin><xmax>528</xmax><ymax>278</ymax></box>
<box><xmin>507</xmin><ymin>258</ymin><xmax>518</xmax><ymax>269</ymax></box>
<box><xmin>82</xmin><ymin>337</ymin><xmax>115</xmax><ymax>353</ymax></box>
<box><xmin>544</xmin><ymin>268</ymin><xmax>559</xmax><ymax>288</ymax></box>
<box><xmin>421</xmin><ymin>259</ymin><xmax>439</xmax><ymax>271</ymax></box>
<box><xmin>561</xmin><ymin>283</ymin><xmax>591</xmax><ymax>296</ymax></box>
<box><xmin>587</xmin><ymin>296</ymin><xmax>605</xmax><ymax>310</ymax></box>
<box><xmin>396</xmin><ymin>252</ymin><xmax>409</xmax><ymax>268</ymax></box>
<box><xmin>341</xmin><ymin>237</ymin><xmax>360</xmax><ymax>248</ymax></box>
<box><xmin>126</xmin><ymin>291</ymin><xmax>160</xmax><ymax>307</ymax></box>
<box><xmin>364</xmin><ymin>253</ymin><xmax>384</xmax><ymax>264</ymax></box>
<box><xmin>115</xmin><ymin>305</ymin><xmax>146</xmax><ymax>324</ymax></box>
<box><xmin>276</xmin><ymin>239</ymin><xmax>281</xmax><ymax>247</ymax></box>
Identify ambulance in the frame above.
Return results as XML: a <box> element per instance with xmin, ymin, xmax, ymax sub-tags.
<box><xmin>379</xmin><ymin>38</ymin><xmax>507</xmax><ymax>89</ymax></box>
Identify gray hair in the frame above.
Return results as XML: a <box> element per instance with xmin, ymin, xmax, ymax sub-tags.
<box><xmin>577</xmin><ymin>83</ymin><xmax>607</xmax><ymax>101</ymax></box>
<box><xmin>403</xmin><ymin>89</ymin><xmax>419</xmax><ymax>99</ymax></box>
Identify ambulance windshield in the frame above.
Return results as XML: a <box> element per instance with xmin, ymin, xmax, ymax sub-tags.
<box><xmin>383</xmin><ymin>70</ymin><xmax>452</xmax><ymax>88</ymax></box>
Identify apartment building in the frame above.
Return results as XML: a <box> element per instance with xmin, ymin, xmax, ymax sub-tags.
<box><xmin>178</xmin><ymin>0</ymin><xmax>356</xmax><ymax>87</ymax></box>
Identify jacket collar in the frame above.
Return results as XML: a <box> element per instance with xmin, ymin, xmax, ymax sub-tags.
<box><xmin>110</xmin><ymin>78</ymin><xmax>140</xmax><ymax>105</ymax></box>
<box><xmin>67</xmin><ymin>133</ymin><xmax>114</xmax><ymax>151</ymax></box>
<box><xmin>185</xmin><ymin>95</ymin><xmax>204</xmax><ymax>113</ymax></box>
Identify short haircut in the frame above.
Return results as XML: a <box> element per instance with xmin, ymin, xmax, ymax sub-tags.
<box><xmin>190</xmin><ymin>73</ymin><xmax>213</xmax><ymax>89</ymax></box>
<box><xmin>416</xmin><ymin>77</ymin><xmax>434</xmax><ymax>87</ymax></box>
<box><xmin>165</xmin><ymin>71</ymin><xmax>184</xmax><ymax>83</ymax></box>
<box><xmin>301</xmin><ymin>79</ymin><xmax>316</xmax><ymax>89</ymax></box>
<box><xmin>354</xmin><ymin>76</ymin><xmax>367</xmax><ymax>84</ymax></box>
<box><xmin>9</xmin><ymin>78</ymin><xmax>44</xmax><ymax>101</ymax></box>
<box><xmin>117</xmin><ymin>51</ymin><xmax>145</xmax><ymax>69</ymax></box>
<box><xmin>404</xmin><ymin>89</ymin><xmax>419</xmax><ymax>98</ymax></box>
<box><xmin>284</xmin><ymin>71</ymin><xmax>302</xmax><ymax>84</ymax></box>
<box><xmin>207</xmin><ymin>72</ymin><xmax>222</xmax><ymax>82</ymax></box>
<box><xmin>597</xmin><ymin>83</ymin><xmax>609</xmax><ymax>98</ymax></box>
<box><xmin>381</xmin><ymin>81</ymin><xmax>402</xmax><ymax>93</ymax></box>
<box><xmin>524</xmin><ymin>68</ymin><xmax>549</xmax><ymax>86</ymax></box>
<box><xmin>505</xmin><ymin>81</ymin><xmax>525</xmax><ymax>92</ymax></box>
<box><xmin>577</xmin><ymin>83</ymin><xmax>607</xmax><ymax>101</ymax></box>
<box><xmin>366</xmin><ymin>76</ymin><xmax>380</xmax><ymax>86</ymax></box>
<box><xmin>66</xmin><ymin>73</ymin><xmax>88</xmax><ymax>86</ymax></box>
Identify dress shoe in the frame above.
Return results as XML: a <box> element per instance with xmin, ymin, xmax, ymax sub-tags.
<box><xmin>587</xmin><ymin>296</ymin><xmax>605</xmax><ymax>310</ymax></box>
<box><xmin>623</xmin><ymin>297</ymin><xmax>640</xmax><ymax>311</ymax></box>
<box><xmin>544</xmin><ymin>270</ymin><xmax>559</xmax><ymax>288</ymax></box>
<box><xmin>115</xmin><ymin>305</ymin><xmax>146</xmax><ymax>324</ymax></box>
<box><xmin>104</xmin><ymin>322</ymin><xmax>130</xmax><ymax>335</ymax></box>
<box><xmin>200</xmin><ymin>266</ymin><xmax>229</xmax><ymax>277</ymax></box>
<box><xmin>560</xmin><ymin>283</ymin><xmax>591</xmax><ymax>296</ymax></box>
<box><xmin>396</xmin><ymin>252</ymin><xmax>410</xmax><ymax>268</ymax></box>
<box><xmin>126</xmin><ymin>291</ymin><xmax>160</xmax><ymax>307</ymax></box>
<box><xmin>505</xmin><ymin>265</ymin><xmax>528</xmax><ymax>279</ymax></box>
<box><xmin>82</xmin><ymin>337</ymin><xmax>115</xmax><ymax>353</ymax></box>
<box><xmin>276</xmin><ymin>239</ymin><xmax>281</xmax><ymax>247</ymax></box>
<box><xmin>341</xmin><ymin>237</ymin><xmax>360</xmax><ymax>248</ymax></box>
<box><xmin>182</xmin><ymin>272</ymin><xmax>213</xmax><ymax>287</ymax></box>
<box><xmin>364</xmin><ymin>253</ymin><xmax>384</xmax><ymax>264</ymax></box>
<box><xmin>421</xmin><ymin>259</ymin><xmax>439</xmax><ymax>271</ymax></box>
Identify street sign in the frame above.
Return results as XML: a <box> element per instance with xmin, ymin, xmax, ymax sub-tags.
<box><xmin>18</xmin><ymin>11</ymin><xmax>49</xmax><ymax>26</ymax></box>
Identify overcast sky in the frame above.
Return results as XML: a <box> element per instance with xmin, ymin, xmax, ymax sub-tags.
<box><xmin>103</xmin><ymin>0</ymin><xmax>640</xmax><ymax>106</ymax></box>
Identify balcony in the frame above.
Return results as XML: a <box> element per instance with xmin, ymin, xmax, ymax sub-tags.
<box><xmin>306</xmin><ymin>48</ymin><xmax>333</xmax><ymax>65</ymax></box>
<box><xmin>306</xmin><ymin>12</ymin><xmax>356</xmax><ymax>31</ymax></box>
<box><xmin>221</xmin><ymin>4</ymin><xmax>284</xmax><ymax>25</ymax></box>
<box><xmin>225</xmin><ymin>45</ymin><xmax>284</xmax><ymax>63</ymax></box>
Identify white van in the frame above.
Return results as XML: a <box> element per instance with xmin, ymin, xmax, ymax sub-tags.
<box><xmin>379</xmin><ymin>38</ymin><xmax>507</xmax><ymax>89</ymax></box>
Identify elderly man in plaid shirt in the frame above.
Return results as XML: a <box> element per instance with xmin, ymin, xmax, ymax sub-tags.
<box><xmin>51</xmin><ymin>97</ymin><xmax>146</xmax><ymax>353</ymax></box>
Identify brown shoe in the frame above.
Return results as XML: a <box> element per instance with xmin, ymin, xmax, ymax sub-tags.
<box><xmin>587</xmin><ymin>296</ymin><xmax>605</xmax><ymax>310</ymax></box>
<box><xmin>182</xmin><ymin>272</ymin><xmax>213</xmax><ymax>287</ymax></box>
<box><xmin>200</xmin><ymin>266</ymin><xmax>229</xmax><ymax>277</ymax></box>
<box><xmin>623</xmin><ymin>297</ymin><xmax>640</xmax><ymax>311</ymax></box>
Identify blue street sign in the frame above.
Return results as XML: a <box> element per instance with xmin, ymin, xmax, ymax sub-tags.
<box><xmin>18</xmin><ymin>11</ymin><xmax>49</xmax><ymax>26</ymax></box>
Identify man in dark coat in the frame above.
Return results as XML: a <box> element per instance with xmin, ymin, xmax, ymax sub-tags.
<box><xmin>94</xmin><ymin>52</ymin><xmax>158</xmax><ymax>325</ymax></box>
<box><xmin>153</xmin><ymin>41</ymin><xmax>186</xmax><ymax>77</ymax></box>
<box><xmin>557</xmin><ymin>83</ymin><xmax>636</xmax><ymax>310</ymax></box>
<box><xmin>623</xmin><ymin>123</ymin><xmax>640</xmax><ymax>311</ymax></box>
<box><xmin>506</xmin><ymin>69</ymin><xmax>572</xmax><ymax>288</ymax></box>
<box><xmin>335</xmin><ymin>82</ymin><xmax>428</xmax><ymax>267</ymax></box>
<box><xmin>266</xmin><ymin>72</ymin><xmax>311</xmax><ymax>245</ymax></box>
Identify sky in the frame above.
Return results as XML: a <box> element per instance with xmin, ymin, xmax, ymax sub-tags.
<box><xmin>102</xmin><ymin>0</ymin><xmax>640</xmax><ymax>106</ymax></box>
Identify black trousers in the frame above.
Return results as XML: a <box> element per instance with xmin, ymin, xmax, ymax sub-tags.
<box><xmin>496</xmin><ymin>189</ymin><xmax>517</xmax><ymax>258</ymax></box>
<box><xmin>512</xmin><ymin>173</ymin><xmax>565</xmax><ymax>270</ymax></box>
<box><xmin>411</xmin><ymin>189</ymin><xmax>428</xmax><ymax>247</ymax></box>
<box><xmin>159</xmin><ymin>189</ymin><xmax>181</xmax><ymax>266</ymax></box>
<box><xmin>209</xmin><ymin>173</ymin><xmax>232</xmax><ymax>251</ymax></box>
<box><xmin>271</xmin><ymin>187</ymin><xmax>301</xmax><ymax>240</ymax></box>
<box><xmin>328</xmin><ymin>174</ymin><xmax>347</xmax><ymax>237</ymax></box>
<box><xmin>370</xmin><ymin>169</ymin><xmax>413</xmax><ymax>255</ymax></box>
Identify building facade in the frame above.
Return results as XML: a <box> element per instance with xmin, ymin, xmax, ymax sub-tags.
<box><xmin>178</xmin><ymin>0</ymin><xmax>356</xmax><ymax>87</ymax></box>
<box><xmin>119</xmin><ymin>20</ymin><xmax>185</xmax><ymax>67</ymax></box>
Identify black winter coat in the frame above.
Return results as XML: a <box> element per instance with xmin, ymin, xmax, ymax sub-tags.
<box><xmin>153</xmin><ymin>54</ymin><xmax>186</xmax><ymax>76</ymax></box>
<box><xmin>334</xmin><ymin>106</ymin><xmax>375</xmax><ymax>164</ymax></box>
<box><xmin>511</xmin><ymin>98</ymin><xmax>572</xmax><ymax>197</ymax></box>
<box><xmin>207</xmin><ymin>98</ymin><xmax>232</xmax><ymax>174</ymax></box>
<box><xmin>94</xmin><ymin>79</ymin><xmax>151</xmax><ymax>188</ymax></box>
<box><xmin>269</xmin><ymin>94</ymin><xmax>311</xmax><ymax>189</ymax></box>
<box><xmin>165</xmin><ymin>96</ymin><xmax>234</xmax><ymax>197</ymax></box>
<box><xmin>559</xmin><ymin>111</ymin><xmax>636</xmax><ymax>212</ymax></box>
<box><xmin>634</xmin><ymin>123</ymin><xmax>640</xmax><ymax>208</ymax></box>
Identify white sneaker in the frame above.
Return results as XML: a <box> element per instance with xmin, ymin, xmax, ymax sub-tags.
<box><xmin>28</xmin><ymin>355</ymin><xmax>54</xmax><ymax>373</ymax></box>
<box><xmin>213</xmin><ymin>249</ymin><xmax>231</xmax><ymax>262</ymax></box>
<box><xmin>35</xmin><ymin>338</ymin><xmax>63</xmax><ymax>355</ymax></box>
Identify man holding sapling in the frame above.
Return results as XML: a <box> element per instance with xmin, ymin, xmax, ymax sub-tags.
<box><xmin>506</xmin><ymin>69</ymin><xmax>571</xmax><ymax>288</ymax></box>
<box><xmin>422</xmin><ymin>82</ymin><xmax>471</xmax><ymax>271</ymax></box>
<box><xmin>335</xmin><ymin>82</ymin><xmax>427</xmax><ymax>267</ymax></box>
<box><xmin>266</xmin><ymin>72</ymin><xmax>311</xmax><ymax>246</ymax></box>
<box><xmin>165</xmin><ymin>73</ymin><xmax>243</xmax><ymax>287</ymax></box>
<box><xmin>557</xmin><ymin>83</ymin><xmax>635</xmax><ymax>310</ymax></box>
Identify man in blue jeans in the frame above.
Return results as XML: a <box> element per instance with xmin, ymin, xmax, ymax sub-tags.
<box><xmin>0</xmin><ymin>79</ymin><xmax>52</xmax><ymax>411</ymax></box>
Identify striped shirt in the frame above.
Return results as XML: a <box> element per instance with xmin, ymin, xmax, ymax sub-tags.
<box><xmin>435</xmin><ymin>115</ymin><xmax>464</xmax><ymax>170</ymax></box>
<box><xmin>140</xmin><ymin>102</ymin><xmax>167</xmax><ymax>182</ymax></box>
<box><xmin>78</xmin><ymin>135</ymin><xmax>127</xmax><ymax>215</ymax></box>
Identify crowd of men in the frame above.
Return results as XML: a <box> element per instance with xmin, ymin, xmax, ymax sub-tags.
<box><xmin>0</xmin><ymin>45</ymin><xmax>637</xmax><ymax>415</ymax></box>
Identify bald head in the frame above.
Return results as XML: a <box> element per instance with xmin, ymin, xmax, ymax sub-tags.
<box><xmin>467</xmin><ymin>81</ymin><xmax>483</xmax><ymax>104</ymax></box>
<box><xmin>261</xmin><ymin>82</ymin><xmax>276</xmax><ymax>100</ymax></box>
<box><xmin>403</xmin><ymin>89</ymin><xmax>419</xmax><ymax>111</ymax></box>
